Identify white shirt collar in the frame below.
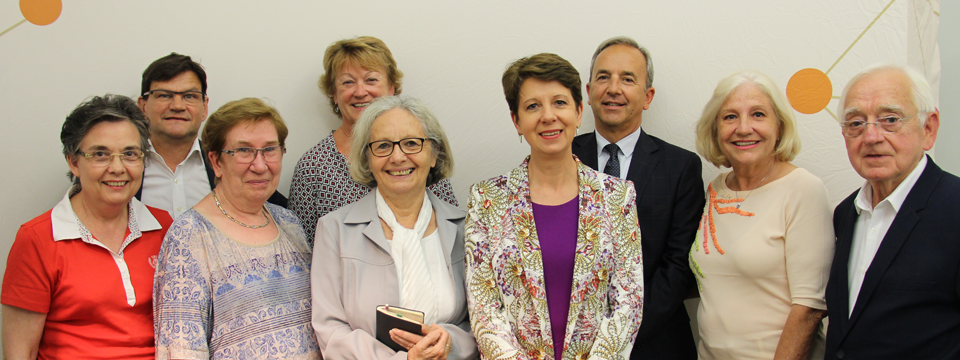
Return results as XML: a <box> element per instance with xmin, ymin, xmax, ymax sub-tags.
<box><xmin>146</xmin><ymin>137</ymin><xmax>204</xmax><ymax>162</ymax></box>
<box><xmin>855</xmin><ymin>155</ymin><xmax>928</xmax><ymax>214</ymax></box>
<box><xmin>595</xmin><ymin>126</ymin><xmax>643</xmax><ymax>155</ymax></box>
<box><xmin>51</xmin><ymin>186</ymin><xmax>163</xmax><ymax>241</ymax></box>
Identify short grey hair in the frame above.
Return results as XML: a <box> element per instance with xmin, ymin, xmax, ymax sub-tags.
<box><xmin>349</xmin><ymin>94</ymin><xmax>454</xmax><ymax>187</ymax></box>
<box><xmin>589</xmin><ymin>36</ymin><xmax>654</xmax><ymax>89</ymax></box>
<box><xmin>837</xmin><ymin>63</ymin><xmax>936</xmax><ymax>126</ymax></box>
<box><xmin>60</xmin><ymin>94</ymin><xmax>150</xmax><ymax>187</ymax></box>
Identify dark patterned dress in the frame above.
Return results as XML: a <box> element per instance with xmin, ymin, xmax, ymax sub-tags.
<box><xmin>153</xmin><ymin>203</ymin><xmax>320</xmax><ymax>359</ymax></box>
<box><xmin>288</xmin><ymin>132</ymin><xmax>458</xmax><ymax>243</ymax></box>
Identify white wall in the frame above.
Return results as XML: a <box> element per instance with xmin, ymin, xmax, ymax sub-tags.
<box><xmin>938</xmin><ymin>1</ymin><xmax>959</xmax><ymax>174</ymax></box>
<box><xmin>0</xmin><ymin>0</ymin><xmax>939</xmax><ymax>350</ymax></box>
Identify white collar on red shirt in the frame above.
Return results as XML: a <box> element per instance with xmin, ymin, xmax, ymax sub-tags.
<box><xmin>854</xmin><ymin>155</ymin><xmax>928</xmax><ymax>214</ymax></box>
<box><xmin>50</xmin><ymin>186</ymin><xmax>162</xmax><ymax>241</ymax></box>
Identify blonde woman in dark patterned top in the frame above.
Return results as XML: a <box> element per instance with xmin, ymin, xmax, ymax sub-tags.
<box><xmin>289</xmin><ymin>36</ymin><xmax>457</xmax><ymax>243</ymax></box>
<box><xmin>464</xmin><ymin>53</ymin><xmax>644</xmax><ymax>359</ymax></box>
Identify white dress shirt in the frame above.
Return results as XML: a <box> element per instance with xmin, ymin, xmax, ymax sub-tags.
<box><xmin>847</xmin><ymin>155</ymin><xmax>927</xmax><ymax>315</ymax></box>
<box><xmin>595</xmin><ymin>127</ymin><xmax>642</xmax><ymax>179</ymax></box>
<box><xmin>141</xmin><ymin>138</ymin><xmax>210</xmax><ymax>219</ymax></box>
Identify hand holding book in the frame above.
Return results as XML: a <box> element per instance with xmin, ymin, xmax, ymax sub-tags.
<box><xmin>375</xmin><ymin>304</ymin><xmax>452</xmax><ymax>358</ymax></box>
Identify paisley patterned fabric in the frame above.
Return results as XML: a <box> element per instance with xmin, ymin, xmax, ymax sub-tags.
<box><xmin>288</xmin><ymin>131</ymin><xmax>459</xmax><ymax>243</ymax></box>
<box><xmin>153</xmin><ymin>203</ymin><xmax>321</xmax><ymax>360</ymax></box>
<box><xmin>465</xmin><ymin>156</ymin><xmax>644</xmax><ymax>360</ymax></box>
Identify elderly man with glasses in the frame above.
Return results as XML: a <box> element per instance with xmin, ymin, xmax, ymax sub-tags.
<box><xmin>136</xmin><ymin>53</ymin><xmax>285</xmax><ymax>219</ymax></box>
<box><xmin>825</xmin><ymin>64</ymin><xmax>960</xmax><ymax>360</ymax></box>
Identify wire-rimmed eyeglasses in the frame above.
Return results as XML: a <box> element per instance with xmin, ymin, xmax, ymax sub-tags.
<box><xmin>77</xmin><ymin>149</ymin><xmax>145</xmax><ymax>166</ymax></box>
<box><xmin>143</xmin><ymin>89</ymin><xmax>206</xmax><ymax>105</ymax></box>
<box><xmin>840</xmin><ymin>112</ymin><xmax>919</xmax><ymax>137</ymax></box>
<box><xmin>221</xmin><ymin>146</ymin><xmax>285</xmax><ymax>164</ymax></box>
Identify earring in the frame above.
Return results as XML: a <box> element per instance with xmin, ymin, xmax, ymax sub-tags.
<box><xmin>519</xmin><ymin>134</ymin><xmax>523</xmax><ymax>143</ymax></box>
<box><xmin>576</xmin><ymin>126</ymin><xmax>580</xmax><ymax>135</ymax></box>
<box><xmin>334</xmin><ymin>105</ymin><xmax>340</xmax><ymax>114</ymax></box>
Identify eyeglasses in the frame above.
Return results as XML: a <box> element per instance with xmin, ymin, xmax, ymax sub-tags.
<box><xmin>221</xmin><ymin>145</ymin><xmax>285</xmax><ymax>163</ymax></box>
<box><xmin>368</xmin><ymin>138</ymin><xmax>428</xmax><ymax>157</ymax></box>
<box><xmin>77</xmin><ymin>150</ymin><xmax>145</xmax><ymax>166</ymax></box>
<box><xmin>840</xmin><ymin>113</ymin><xmax>919</xmax><ymax>137</ymax></box>
<box><xmin>143</xmin><ymin>89</ymin><xmax>206</xmax><ymax>105</ymax></box>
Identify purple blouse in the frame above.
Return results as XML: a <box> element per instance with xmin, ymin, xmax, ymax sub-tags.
<box><xmin>532</xmin><ymin>196</ymin><xmax>579</xmax><ymax>359</ymax></box>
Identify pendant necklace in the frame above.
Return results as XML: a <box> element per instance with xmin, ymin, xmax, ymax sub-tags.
<box><xmin>735</xmin><ymin>164</ymin><xmax>776</xmax><ymax>209</ymax></box>
<box><xmin>212</xmin><ymin>190</ymin><xmax>271</xmax><ymax>229</ymax></box>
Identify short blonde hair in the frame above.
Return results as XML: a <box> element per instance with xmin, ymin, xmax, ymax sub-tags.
<box><xmin>317</xmin><ymin>36</ymin><xmax>403</xmax><ymax>118</ymax></box>
<box><xmin>695</xmin><ymin>70</ymin><xmax>801</xmax><ymax>168</ymax></box>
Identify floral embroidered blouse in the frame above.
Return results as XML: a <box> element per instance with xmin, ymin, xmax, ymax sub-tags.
<box><xmin>465</xmin><ymin>156</ymin><xmax>644</xmax><ymax>359</ymax></box>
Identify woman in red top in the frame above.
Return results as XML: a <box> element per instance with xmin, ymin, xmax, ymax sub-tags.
<box><xmin>1</xmin><ymin>94</ymin><xmax>172</xmax><ymax>359</ymax></box>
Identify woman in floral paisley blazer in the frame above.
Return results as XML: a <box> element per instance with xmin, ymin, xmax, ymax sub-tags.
<box><xmin>464</xmin><ymin>53</ymin><xmax>644</xmax><ymax>360</ymax></box>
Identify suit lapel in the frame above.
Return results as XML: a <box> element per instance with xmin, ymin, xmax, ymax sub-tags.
<box><xmin>832</xmin><ymin>194</ymin><xmax>859</xmax><ymax>332</ymax></box>
<box><xmin>624</xmin><ymin>130</ymin><xmax>659</xmax><ymax>196</ymax></box>
<box><xmin>572</xmin><ymin>133</ymin><xmax>599</xmax><ymax>170</ymax></box>
<box><xmin>561</xmin><ymin>161</ymin><xmax>604</xmax><ymax>354</ymax></box>
<box><xmin>505</xmin><ymin>159</ymin><xmax>552</xmax><ymax>338</ymax></box>
<box><xmin>846</xmin><ymin>158</ymin><xmax>942</xmax><ymax>330</ymax></box>
<box><xmin>431</xmin><ymin>192</ymin><xmax>467</xmax><ymax>311</ymax></box>
<box><xmin>344</xmin><ymin>191</ymin><xmax>393</xmax><ymax>255</ymax></box>
<box><xmin>432</xmin><ymin>193</ymin><xmax>466</xmax><ymax>266</ymax></box>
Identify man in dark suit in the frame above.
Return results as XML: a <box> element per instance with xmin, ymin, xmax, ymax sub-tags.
<box><xmin>572</xmin><ymin>36</ymin><xmax>704</xmax><ymax>360</ymax></box>
<box><xmin>825</xmin><ymin>64</ymin><xmax>960</xmax><ymax>359</ymax></box>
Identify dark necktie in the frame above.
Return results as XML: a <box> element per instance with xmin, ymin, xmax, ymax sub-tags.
<box><xmin>602</xmin><ymin>144</ymin><xmax>621</xmax><ymax>177</ymax></box>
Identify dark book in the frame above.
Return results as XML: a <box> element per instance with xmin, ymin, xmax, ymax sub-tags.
<box><xmin>376</xmin><ymin>305</ymin><xmax>425</xmax><ymax>352</ymax></box>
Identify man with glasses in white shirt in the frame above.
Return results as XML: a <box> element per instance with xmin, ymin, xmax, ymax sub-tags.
<box><xmin>825</xmin><ymin>64</ymin><xmax>960</xmax><ymax>360</ymax></box>
<box><xmin>137</xmin><ymin>53</ymin><xmax>285</xmax><ymax>219</ymax></box>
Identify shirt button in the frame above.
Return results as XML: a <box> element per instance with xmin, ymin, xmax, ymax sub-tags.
<box><xmin>174</xmin><ymin>178</ymin><xmax>179</xmax><ymax>184</ymax></box>
<box><xmin>177</xmin><ymin>207</ymin><xmax>183</xmax><ymax>212</ymax></box>
<box><xmin>871</xmin><ymin>227</ymin><xmax>878</xmax><ymax>234</ymax></box>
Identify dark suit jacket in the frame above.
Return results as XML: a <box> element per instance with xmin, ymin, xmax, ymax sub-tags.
<box><xmin>825</xmin><ymin>156</ymin><xmax>960</xmax><ymax>360</ymax></box>
<box><xmin>135</xmin><ymin>141</ymin><xmax>288</xmax><ymax>209</ymax></box>
<box><xmin>572</xmin><ymin>130</ymin><xmax>704</xmax><ymax>360</ymax></box>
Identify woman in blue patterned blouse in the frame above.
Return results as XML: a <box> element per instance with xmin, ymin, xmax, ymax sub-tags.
<box><xmin>153</xmin><ymin>98</ymin><xmax>320</xmax><ymax>359</ymax></box>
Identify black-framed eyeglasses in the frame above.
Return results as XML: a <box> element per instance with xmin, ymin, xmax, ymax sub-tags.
<box><xmin>221</xmin><ymin>145</ymin><xmax>285</xmax><ymax>164</ymax></box>
<box><xmin>367</xmin><ymin>138</ymin><xmax>428</xmax><ymax>157</ymax></box>
<box><xmin>77</xmin><ymin>149</ymin><xmax>145</xmax><ymax>166</ymax></box>
<box><xmin>143</xmin><ymin>89</ymin><xmax>206</xmax><ymax>105</ymax></box>
<box><xmin>840</xmin><ymin>112</ymin><xmax>919</xmax><ymax>137</ymax></box>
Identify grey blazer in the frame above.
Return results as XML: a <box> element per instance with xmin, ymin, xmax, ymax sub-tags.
<box><xmin>311</xmin><ymin>190</ymin><xmax>478</xmax><ymax>359</ymax></box>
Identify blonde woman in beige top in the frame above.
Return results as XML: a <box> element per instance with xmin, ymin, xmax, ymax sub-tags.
<box><xmin>689</xmin><ymin>70</ymin><xmax>835</xmax><ymax>360</ymax></box>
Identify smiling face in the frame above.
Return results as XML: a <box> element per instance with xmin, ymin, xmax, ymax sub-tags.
<box><xmin>138</xmin><ymin>71</ymin><xmax>209</xmax><ymax>142</ymax></box>
<box><xmin>334</xmin><ymin>62</ymin><xmax>396</xmax><ymax>126</ymax></box>
<box><xmin>716</xmin><ymin>83</ymin><xmax>780</xmax><ymax>170</ymax></box>
<box><xmin>513</xmin><ymin>78</ymin><xmax>583</xmax><ymax>160</ymax></box>
<box><xmin>368</xmin><ymin>108</ymin><xmax>437</xmax><ymax>200</ymax></box>
<box><xmin>68</xmin><ymin>120</ymin><xmax>145</xmax><ymax>209</ymax></box>
<box><xmin>587</xmin><ymin>44</ymin><xmax>654</xmax><ymax>138</ymax></box>
<box><xmin>842</xmin><ymin>68</ymin><xmax>938</xmax><ymax>191</ymax></box>
<box><xmin>210</xmin><ymin>119</ymin><xmax>282</xmax><ymax>204</ymax></box>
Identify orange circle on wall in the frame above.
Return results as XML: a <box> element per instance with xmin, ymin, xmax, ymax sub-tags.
<box><xmin>20</xmin><ymin>0</ymin><xmax>62</xmax><ymax>26</ymax></box>
<box><xmin>786</xmin><ymin>68</ymin><xmax>832</xmax><ymax>115</ymax></box>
